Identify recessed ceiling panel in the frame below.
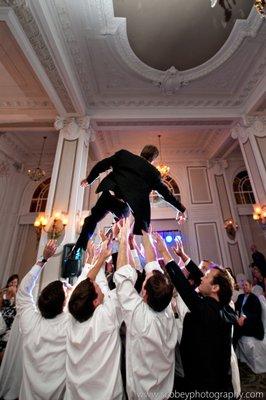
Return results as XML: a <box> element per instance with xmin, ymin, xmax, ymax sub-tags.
<box><xmin>113</xmin><ymin>0</ymin><xmax>253</xmax><ymax>71</ymax></box>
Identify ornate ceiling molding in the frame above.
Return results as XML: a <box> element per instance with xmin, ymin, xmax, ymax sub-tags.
<box><xmin>113</xmin><ymin>6</ymin><xmax>263</xmax><ymax>87</ymax></box>
<box><xmin>0</xmin><ymin>1</ymin><xmax>75</xmax><ymax>113</ymax></box>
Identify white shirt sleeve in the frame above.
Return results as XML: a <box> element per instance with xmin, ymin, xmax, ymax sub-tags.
<box><xmin>184</xmin><ymin>258</ymin><xmax>191</xmax><ymax>267</ymax></box>
<box><xmin>16</xmin><ymin>264</ymin><xmax>42</xmax><ymax>335</ymax></box>
<box><xmin>144</xmin><ymin>260</ymin><xmax>164</xmax><ymax>274</ymax></box>
<box><xmin>113</xmin><ymin>265</ymin><xmax>142</xmax><ymax>321</ymax></box>
<box><xmin>86</xmin><ymin>263</ymin><xmax>110</xmax><ymax>295</ymax></box>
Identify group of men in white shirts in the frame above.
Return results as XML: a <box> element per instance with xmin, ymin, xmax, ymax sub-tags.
<box><xmin>16</xmin><ymin>220</ymin><xmax>179</xmax><ymax>400</ymax></box>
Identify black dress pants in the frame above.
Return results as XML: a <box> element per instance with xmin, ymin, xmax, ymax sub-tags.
<box><xmin>75</xmin><ymin>191</ymin><xmax>130</xmax><ymax>250</ymax></box>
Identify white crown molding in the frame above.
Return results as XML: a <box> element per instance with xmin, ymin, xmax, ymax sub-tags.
<box><xmin>0</xmin><ymin>6</ymin><xmax>67</xmax><ymax>116</ymax></box>
<box><xmin>27</xmin><ymin>0</ymin><xmax>86</xmax><ymax>115</ymax></box>
<box><xmin>112</xmin><ymin>6</ymin><xmax>263</xmax><ymax>86</ymax></box>
<box><xmin>0</xmin><ymin>99</ymin><xmax>54</xmax><ymax>109</ymax></box>
<box><xmin>0</xmin><ymin>2</ymin><xmax>76</xmax><ymax>114</ymax></box>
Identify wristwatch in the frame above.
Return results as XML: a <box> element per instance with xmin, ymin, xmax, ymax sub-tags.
<box><xmin>37</xmin><ymin>257</ymin><xmax>47</xmax><ymax>264</ymax></box>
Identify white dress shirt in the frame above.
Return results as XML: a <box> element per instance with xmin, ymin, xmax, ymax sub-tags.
<box><xmin>64</xmin><ymin>263</ymin><xmax>124</xmax><ymax>400</ymax></box>
<box><xmin>114</xmin><ymin>261</ymin><xmax>178</xmax><ymax>400</ymax></box>
<box><xmin>17</xmin><ymin>264</ymin><xmax>69</xmax><ymax>400</ymax></box>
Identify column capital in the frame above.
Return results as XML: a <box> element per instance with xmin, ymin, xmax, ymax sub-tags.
<box><xmin>245</xmin><ymin>116</ymin><xmax>266</xmax><ymax>137</ymax></box>
<box><xmin>54</xmin><ymin>116</ymin><xmax>95</xmax><ymax>141</ymax></box>
<box><xmin>207</xmin><ymin>159</ymin><xmax>228</xmax><ymax>175</ymax></box>
<box><xmin>231</xmin><ymin>117</ymin><xmax>266</xmax><ymax>143</ymax></box>
<box><xmin>230</xmin><ymin>123</ymin><xmax>249</xmax><ymax>144</ymax></box>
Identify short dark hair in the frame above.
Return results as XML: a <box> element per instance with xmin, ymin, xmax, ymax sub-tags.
<box><xmin>38</xmin><ymin>280</ymin><xmax>65</xmax><ymax>319</ymax></box>
<box><xmin>6</xmin><ymin>274</ymin><xmax>19</xmax><ymax>288</ymax></box>
<box><xmin>145</xmin><ymin>270</ymin><xmax>173</xmax><ymax>312</ymax></box>
<box><xmin>140</xmin><ymin>145</ymin><xmax>159</xmax><ymax>162</ymax></box>
<box><xmin>212</xmin><ymin>267</ymin><xmax>233</xmax><ymax>307</ymax></box>
<box><xmin>68</xmin><ymin>278</ymin><xmax>97</xmax><ymax>323</ymax></box>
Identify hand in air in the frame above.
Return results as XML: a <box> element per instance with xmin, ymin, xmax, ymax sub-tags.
<box><xmin>152</xmin><ymin>232</ymin><xmax>168</xmax><ymax>255</ymax></box>
<box><xmin>176</xmin><ymin>211</ymin><xmax>187</xmax><ymax>225</ymax></box>
<box><xmin>86</xmin><ymin>240</ymin><xmax>95</xmax><ymax>264</ymax></box>
<box><xmin>80</xmin><ymin>179</ymin><xmax>89</xmax><ymax>188</ymax></box>
<box><xmin>43</xmin><ymin>239</ymin><xmax>57</xmax><ymax>260</ymax></box>
<box><xmin>173</xmin><ymin>237</ymin><xmax>184</xmax><ymax>258</ymax></box>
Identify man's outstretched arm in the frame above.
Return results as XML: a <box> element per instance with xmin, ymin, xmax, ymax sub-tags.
<box><xmin>153</xmin><ymin>179</ymin><xmax>186</xmax><ymax>213</ymax></box>
<box><xmin>81</xmin><ymin>154</ymin><xmax>116</xmax><ymax>187</ymax></box>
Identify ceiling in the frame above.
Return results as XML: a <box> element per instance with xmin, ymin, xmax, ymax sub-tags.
<box><xmin>0</xmin><ymin>21</ymin><xmax>56</xmax><ymax>125</ymax></box>
<box><xmin>113</xmin><ymin>0</ymin><xmax>253</xmax><ymax>71</ymax></box>
<box><xmin>0</xmin><ymin>0</ymin><xmax>265</xmax><ymax>165</ymax></box>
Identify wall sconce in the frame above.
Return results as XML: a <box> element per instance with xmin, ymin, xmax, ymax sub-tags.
<box><xmin>224</xmin><ymin>218</ymin><xmax>238</xmax><ymax>240</ymax></box>
<box><xmin>253</xmin><ymin>205</ymin><xmax>266</xmax><ymax>230</ymax></box>
<box><xmin>33</xmin><ymin>211</ymin><xmax>68</xmax><ymax>241</ymax></box>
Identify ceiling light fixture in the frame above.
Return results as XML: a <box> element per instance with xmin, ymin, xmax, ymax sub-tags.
<box><xmin>156</xmin><ymin>134</ymin><xmax>170</xmax><ymax>177</ymax></box>
<box><xmin>254</xmin><ymin>0</ymin><xmax>265</xmax><ymax>16</ymax></box>
<box><xmin>27</xmin><ymin>136</ymin><xmax>47</xmax><ymax>181</ymax></box>
<box><xmin>211</xmin><ymin>0</ymin><xmax>265</xmax><ymax>20</ymax></box>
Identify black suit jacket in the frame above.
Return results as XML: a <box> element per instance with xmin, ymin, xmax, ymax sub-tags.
<box><xmin>166</xmin><ymin>260</ymin><xmax>235</xmax><ymax>392</ymax></box>
<box><xmin>86</xmin><ymin>149</ymin><xmax>186</xmax><ymax>234</ymax></box>
<box><xmin>235</xmin><ymin>292</ymin><xmax>264</xmax><ymax>340</ymax></box>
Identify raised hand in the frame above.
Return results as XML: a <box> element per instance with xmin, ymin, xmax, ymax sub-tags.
<box><xmin>173</xmin><ymin>237</ymin><xmax>184</xmax><ymax>258</ymax></box>
<box><xmin>43</xmin><ymin>239</ymin><xmax>57</xmax><ymax>260</ymax></box>
<box><xmin>80</xmin><ymin>179</ymin><xmax>89</xmax><ymax>188</ymax></box>
<box><xmin>119</xmin><ymin>218</ymin><xmax>132</xmax><ymax>242</ymax></box>
<box><xmin>176</xmin><ymin>211</ymin><xmax>187</xmax><ymax>225</ymax></box>
<box><xmin>99</xmin><ymin>238</ymin><xmax>112</xmax><ymax>261</ymax></box>
<box><xmin>152</xmin><ymin>232</ymin><xmax>172</xmax><ymax>265</ymax></box>
<box><xmin>86</xmin><ymin>240</ymin><xmax>95</xmax><ymax>264</ymax></box>
<box><xmin>152</xmin><ymin>232</ymin><xmax>168</xmax><ymax>255</ymax></box>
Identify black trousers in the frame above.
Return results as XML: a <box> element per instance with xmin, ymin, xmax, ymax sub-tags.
<box><xmin>76</xmin><ymin>191</ymin><xmax>130</xmax><ymax>250</ymax></box>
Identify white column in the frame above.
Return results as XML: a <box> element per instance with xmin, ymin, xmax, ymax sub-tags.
<box><xmin>208</xmin><ymin>159</ymin><xmax>250</xmax><ymax>276</ymax></box>
<box><xmin>231</xmin><ymin>117</ymin><xmax>266</xmax><ymax>204</ymax></box>
<box><xmin>38</xmin><ymin>116</ymin><xmax>92</xmax><ymax>288</ymax></box>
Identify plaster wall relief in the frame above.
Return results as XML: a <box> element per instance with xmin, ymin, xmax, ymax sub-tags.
<box><xmin>195</xmin><ymin>222</ymin><xmax>223</xmax><ymax>265</ymax></box>
<box><xmin>206</xmin><ymin>158</ymin><xmax>251</xmax><ymax>275</ymax></box>
<box><xmin>231</xmin><ymin>118</ymin><xmax>266</xmax><ymax>201</ymax></box>
<box><xmin>187</xmin><ymin>166</ymin><xmax>213</xmax><ymax>204</ymax></box>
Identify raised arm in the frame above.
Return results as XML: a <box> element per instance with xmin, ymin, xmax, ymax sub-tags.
<box><xmin>17</xmin><ymin>240</ymin><xmax>57</xmax><ymax>333</ymax></box>
<box><xmin>114</xmin><ymin>218</ymin><xmax>142</xmax><ymax>314</ymax></box>
<box><xmin>173</xmin><ymin>238</ymin><xmax>203</xmax><ymax>287</ymax></box>
<box><xmin>81</xmin><ymin>154</ymin><xmax>115</xmax><ymax>187</ymax></box>
<box><xmin>153</xmin><ymin>233</ymin><xmax>203</xmax><ymax>314</ymax></box>
<box><xmin>153</xmin><ymin>179</ymin><xmax>186</xmax><ymax>214</ymax></box>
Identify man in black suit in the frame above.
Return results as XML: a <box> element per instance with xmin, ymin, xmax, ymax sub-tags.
<box><xmin>154</xmin><ymin>233</ymin><xmax>236</xmax><ymax>393</ymax></box>
<box><xmin>72</xmin><ymin>145</ymin><xmax>186</xmax><ymax>255</ymax></box>
<box><xmin>251</xmin><ymin>244</ymin><xmax>266</xmax><ymax>278</ymax></box>
<box><xmin>233</xmin><ymin>279</ymin><xmax>264</xmax><ymax>347</ymax></box>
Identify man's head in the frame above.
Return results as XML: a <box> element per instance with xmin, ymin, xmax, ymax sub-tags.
<box><xmin>141</xmin><ymin>270</ymin><xmax>173</xmax><ymax>312</ymax></box>
<box><xmin>140</xmin><ymin>145</ymin><xmax>159</xmax><ymax>163</ymax></box>
<box><xmin>198</xmin><ymin>259</ymin><xmax>216</xmax><ymax>274</ymax></box>
<box><xmin>242</xmin><ymin>279</ymin><xmax>252</xmax><ymax>295</ymax></box>
<box><xmin>38</xmin><ymin>280</ymin><xmax>65</xmax><ymax>319</ymax></box>
<box><xmin>198</xmin><ymin>267</ymin><xmax>233</xmax><ymax>307</ymax></box>
<box><xmin>68</xmin><ymin>278</ymin><xmax>104</xmax><ymax>323</ymax></box>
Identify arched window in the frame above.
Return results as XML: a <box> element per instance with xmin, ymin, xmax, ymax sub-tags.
<box><xmin>30</xmin><ymin>178</ymin><xmax>51</xmax><ymax>212</ymax></box>
<box><xmin>150</xmin><ymin>175</ymin><xmax>181</xmax><ymax>206</ymax></box>
<box><xmin>233</xmin><ymin>170</ymin><xmax>255</xmax><ymax>205</ymax></box>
